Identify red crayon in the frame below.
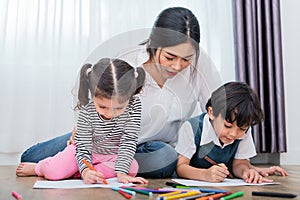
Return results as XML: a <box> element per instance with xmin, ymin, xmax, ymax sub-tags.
<box><xmin>12</xmin><ymin>191</ymin><xmax>22</xmax><ymax>200</ymax></box>
<box><xmin>118</xmin><ymin>189</ymin><xmax>132</xmax><ymax>199</ymax></box>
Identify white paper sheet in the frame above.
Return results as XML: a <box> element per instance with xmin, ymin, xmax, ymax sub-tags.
<box><xmin>33</xmin><ymin>178</ymin><xmax>134</xmax><ymax>189</ymax></box>
<box><xmin>172</xmin><ymin>178</ymin><xmax>279</xmax><ymax>187</ymax></box>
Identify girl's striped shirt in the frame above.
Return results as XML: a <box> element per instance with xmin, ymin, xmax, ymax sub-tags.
<box><xmin>75</xmin><ymin>96</ymin><xmax>141</xmax><ymax>175</ymax></box>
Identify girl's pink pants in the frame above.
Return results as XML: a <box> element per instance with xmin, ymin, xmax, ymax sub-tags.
<box><xmin>34</xmin><ymin>144</ymin><xmax>138</xmax><ymax>180</ymax></box>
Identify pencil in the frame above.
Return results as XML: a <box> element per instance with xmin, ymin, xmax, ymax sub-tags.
<box><xmin>82</xmin><ymin>159</ymin><xmax>108</xmax><ymax>184</ymax></box>
<box><xmin>204</xmin><ymin>156</ymin><xmax>234</xmax><ymax>178</ymax></box>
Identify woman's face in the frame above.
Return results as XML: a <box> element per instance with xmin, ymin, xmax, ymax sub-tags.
<box><xmin>155</xmin><ymin>42</ymin><xmax>195</xmax><ymax>79</ymax></box>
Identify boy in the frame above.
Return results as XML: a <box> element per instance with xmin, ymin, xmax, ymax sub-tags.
<box><xmin>175</xmin><ymin>82</ymin><xmax>288</xmax><ymax>183</ymax></box>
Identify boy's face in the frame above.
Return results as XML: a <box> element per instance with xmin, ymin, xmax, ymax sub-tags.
<box><xmin>208</xmin><ymin>107</ymin><xmax>249</xmax><ymax>144</ymax></box>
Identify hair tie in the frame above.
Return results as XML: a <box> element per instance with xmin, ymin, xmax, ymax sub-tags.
<box><xmin>86</xmin><ymin>67</ymin><xmax>92</xmax><ymax>76</ymax></box>
<box><xmin>134</xmin><ymin>68</ymin><xmax>138</xmax><ymax>78</ymax></box>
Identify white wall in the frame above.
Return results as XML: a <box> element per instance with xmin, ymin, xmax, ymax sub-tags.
<box><xmin>280</xmin><ymin>0</ymin><xmax>300</xmax><ymax>165</ymax></box>
<box><xmin>1</xmin><ymin>0</ymin><xmax>298</xmax><ymax>166</ymax></box>
<box><xmin>0</xmin><ymin>0</ymin><xmax>235</xmax><ymax>165</ymax></box>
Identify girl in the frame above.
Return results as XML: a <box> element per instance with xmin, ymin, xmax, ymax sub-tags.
<box><xmin>175</xmin><ymin>82</ymin><xmax>288</xmax><ymax>183</ymax></box>
<box><xmin>16</xmin><ymin>58</ymin><xmax>148</xmax><ymax>184</ymax></box>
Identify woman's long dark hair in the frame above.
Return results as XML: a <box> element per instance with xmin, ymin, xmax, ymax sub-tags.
<box><xmin>145</xmin><ymin>7</ymin><xmax>200</xmax><ymax>78</ymax></box>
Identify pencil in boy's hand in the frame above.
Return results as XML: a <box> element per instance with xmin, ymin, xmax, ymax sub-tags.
<box><xmin>204</xmin><ymin>156</ymin><xmax>217</xmax><ymax>165</ymax></box>
<box><xmin>204</xmin><ymin>156</ymin><xmax>234</xmax><ymax>178</ymax></box>
<box><xmin>82</xmin><ymin>159</ymin><xmax>108</xmax><ymax>184</ymax></box>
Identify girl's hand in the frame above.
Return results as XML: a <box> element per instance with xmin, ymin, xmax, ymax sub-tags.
<box><xmin>117</xmin><ymin>173</ymin><xmax>148</xmax><ymax>184</ymax></box>
<box><xmin>256</xmin><ymin>166</ymin><xmax>289</xmax><ymax>177</ymax></box>
<box><xmin>81</xmin><ymin>168</ymin><xmax>106</xmax><ymax>184</ymax></box>
<box><xmin>242</xmin><ymin>168</ymin><xmax>273</xmax><ymax>183</ymax></box>
<box><xmin>205</xmin><ymin>164</ymin><xmax>229</xmax><ymax>182</ymax></box>
<box><xmin>66</xmin><ymin>128</ymin><xmax>76</xmax><ymax>146</ymax></box>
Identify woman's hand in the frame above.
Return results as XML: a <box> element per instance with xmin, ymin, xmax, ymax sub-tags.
<box><xmin>66</xmin><ymin>128</ymin><xmax>76</xmax><ymax>146</ymax></box>
<box><xmin>117</xmin><ymin>173</ymin><xmax>148</xmax><ymax>184</ymax></box>
<box><xmin>81</xmin><ymin>168</ymin><xmax>106</xmax><ymax>184</ymax></box>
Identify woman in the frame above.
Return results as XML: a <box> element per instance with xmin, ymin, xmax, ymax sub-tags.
<box><xmin>20</xmin><ymin>7</ymin><xmax>221</xmax><ymax>178</ymax></box>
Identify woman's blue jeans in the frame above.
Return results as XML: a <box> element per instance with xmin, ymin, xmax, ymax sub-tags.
<box><xmin>135</xmin><ymin>141</ymin><xmax>178</xmax><ymax>178</ymax></box>
<box><xmin>20</xmin><ymin>132</ymin><xmax>72</xmax><ymax>162</ymax></box>
<box><xmin>20</xmin><ymin>134</ymin><xmax>178</xmax><ymax>178</ymax></box>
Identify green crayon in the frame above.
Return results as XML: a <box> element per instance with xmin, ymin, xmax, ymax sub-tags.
<box><xmin>220</xmin><ymin>191</ymin><xmax>244</xmax><ymax>200</ymax></box>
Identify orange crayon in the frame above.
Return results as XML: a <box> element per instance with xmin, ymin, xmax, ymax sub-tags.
<box><xmin>82</xmin><ymin>159</ymin><xmax>108</xmax><ymax>184</ymax></box>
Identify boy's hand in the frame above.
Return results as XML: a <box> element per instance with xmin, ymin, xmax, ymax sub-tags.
<box><xmin>242</xmin><ymin>168</ymin><xmax>273</xmax><ymax>183</ymax></box>
<box><xmin>117</xmin><ymin>173</ymin><xmax>148</xmax><ymax>184</ymax></box>
<box><xmin>256</xmin><ymin>166</ymin><xmax>289</xmax><ymax>177</ymax></box>
<box><xmin>205</xmin><ymin>163</ymin><xmax>230</xmax><ymax>182</ymax></box>
<box><xmin>81</xmin><ymin>168</ymin><xmax>105</xmax><ymax>184</ymax></box>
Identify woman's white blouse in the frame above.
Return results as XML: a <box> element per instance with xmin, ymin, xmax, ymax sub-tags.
<box><xmin>118</xmin><ymin>45</ymin><xmax>222</xmax><ymax>146</ymax></box>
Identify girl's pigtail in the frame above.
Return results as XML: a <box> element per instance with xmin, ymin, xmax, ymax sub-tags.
<box><xmin>133</xmin><ymin>67</ymin><xmax>146</xmax><ymax>95</ymax></box>
<box><xmin>76</xmin><ymin>63</ymin><xmax>92</xmax><ymax>109</ymax></box>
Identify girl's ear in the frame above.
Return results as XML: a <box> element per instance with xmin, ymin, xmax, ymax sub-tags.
<box><xmin>207</xmin><ymin>106</ymin><xmax>215</xmax><ymax>120</ymax></box>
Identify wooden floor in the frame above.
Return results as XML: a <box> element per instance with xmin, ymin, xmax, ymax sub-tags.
<box><xmin>1</xmin><ymin>165</ymin><xmax>299</xmax><ymax>199</ymax></box>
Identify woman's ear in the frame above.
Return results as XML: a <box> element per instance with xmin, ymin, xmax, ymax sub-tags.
<box><xmin>207</xmin><ymin>106</ymin><xmax>215</xmax><ymax>120</ymax></box>
<box><xmin>154</xmin><ymin>48</ymin><xmax>162</xmax><ymax>61</ymax></box>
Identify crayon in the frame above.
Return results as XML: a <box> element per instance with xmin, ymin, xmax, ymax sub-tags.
<box><xmin>123</xmin><ymin>187</ymin><xmax>153</xmax><ymax>196</ymax></box>
<box><xmin>163</xmin><ymin>191</ymin><xmax>201</xmax><ymax>200</ymax></box>
<box><xmin>112</xmin><ymin>187</ymin><xmax>136</xmax><ymax>196</ymax></box>
<box><xmin>220</xmin><ymin>191</ymin><xmax>244</xmax><ymax>200</ymax></box>
<box><xmin>196</xmin><ymin>192</ymin><xmax>232</xmax><ymax>200</ymax></box>
<box><xmin>252</xmin><ymin>191</ymin><xmax>297</xmax><ymax>198</ymax></box>
<box><xmin>131</xmin><ymin>187</ymin><xmax>175</xmax><ymax>193</ymax></box>
<box><xmin>118</xmin><ymin>189</ymin><xmax>132</xmax><ymax>199</ymax></box>
<box><xmin>176</xmin><ymin>185</ymin><xmax>228</xmax><ymax>193</ymax></box>
<box><xmin>157</xmin><ymin>190</ymin><xmax>184</xmax><ymax>198</ymax></box>
<box><xmin>82</xmin><ymin>159</ymin><xmax>108</xmax><ymax>184</ymax></box>
<box><xmin>11</xmin><ymin>191</ymin><xmax>22</xmax><ymax>200</ymax></box>
<box><xmin>179</xmin><ymin>193</ymin><xmax>215</xmax><ymax>200</ymax></box>
<box><xmin>166</xmin><ymin>181</ymin><xmax>185</xmax><ymax>187</ymax></box>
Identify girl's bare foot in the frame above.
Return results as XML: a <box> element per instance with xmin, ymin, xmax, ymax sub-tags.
<box><xmin>16</xmin><ymin>162</ymin><xmax>37</xmax><ymax>176</ymax></box>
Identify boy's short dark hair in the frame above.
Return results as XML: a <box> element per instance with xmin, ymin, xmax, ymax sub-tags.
<box><xmin>205</xmin><ymin>82</ymin><xmax>264</xmax><ymax>127</ymax></box>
